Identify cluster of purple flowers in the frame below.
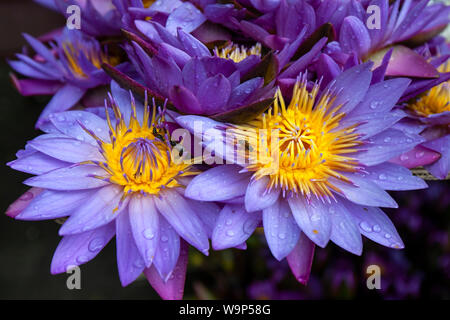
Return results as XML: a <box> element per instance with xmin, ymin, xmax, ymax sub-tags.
<box><xmin>6</xmin><ymin>0</ymin><xmax>449</xmax><ymax>299</ymax></box>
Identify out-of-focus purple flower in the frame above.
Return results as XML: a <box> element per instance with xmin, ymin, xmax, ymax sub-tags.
<box><xmin>8</xmin><ymin>29</ymin><xmax>126</xmax><ymax>127</ymax></box>
<box><xmin>6</xmin><ymin>83</ymin><xmax>218</xmax><ymax>300</ymax></box>
<box><xmin>177</xmin><ymin>63</ymin><xmax>429</xmax><ymax>283</ymax></box>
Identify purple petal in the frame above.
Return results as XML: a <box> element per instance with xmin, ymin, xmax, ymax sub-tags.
<box><xmin>212</xmin><ymin>204</ymin><xmax>261</xmax><ymax>250</ymax></box>
<box><xmin>58</xmin><ymin>185</ymin><xmax>123</xmax><ymax>235</ymax></box>
<box><xmin>263</xmin><ymin>198</ymin><xmax>300</xmax><ymax>261</ymax></box>
<box><xmin>116</xmin><ymin>209</ymin><xmax>145</xmax><ymax>286</ymax></box>
<box><xmin>36</xmin><ymin>84</ymin><xmax>85</xmax><ymax>129</ymax></box>
<box><xmin>50</xmin><ymin>222</ymin><xmax>115</xmax><ymax>274</ymax></box>
<box><xmin>185</xmin><ymin>165</ymin><xmax>251</xmax><ymax>201</ymax></box>
<box><xmin>166</xmin><ymin>2</ymin><xmax>206</xmax><ymax>35</ymax></box>
<box><xmin>144</xmin><ymin>240</ymin><xmax>188</xmax><ymax>300</ymax></box>
<box><xmin>8</xmin><ymin>151</ymin><xmax>69</xmax><ymax>175</ymax></box>
<box><xmin>49</xmin><ymin>111</ymin><xmax>111</xmax><ymax>144</ymax></box>
<box><xmin>329</xmin><ymin>200</ymin><xmax>362</xmax><ymax>255</ymax></box>
<box><xmin>28</xmin><ymin>137</ymin><xmax>103</xmax><ymax>163</ymax></box>
<box><xmin>177</xmin><ymin>29</ymin><xmax>210</xmax><ymax>57</ymax></box>
<box><xmin>325</xmin><ymin>62</ymin><xmax>373</xmax><ymax>114</ymax></box>
<box><xmin>286</xmin><ymin>232</ymin><xmax>315</xmax><ymax>285</ymax></box>
<box><xmin>331</xmin><ymin>174</ymin><xmax>398</xmax><ymax>208</ymax></box>
<box><xmin>154</xmin><ymin>189</ymin><xmax>209</xmax><ymax>254</ymax></box>
<box><xmin>382</xmin><ymin>45</ymin><xmax>438</xmax><ymax>78</ymax></box>
<box><xmin>423</xmin><ymin>135</ymin><xmax>450</xmax><ymax>179</ymax></box>
<box><xmin>363</xmin><ymin>162</ymin><xmax>428</xmax><ymax>191</ymax></box>
<box><xmin>6</xmin><ymin>187</ymin><xmax>43</xmax><ymax>218</ymax></box>
<box><xmin>197</xmin><ymin>74</ymin><xmax>231</xmax><ymax>114</ymax></box>
<box><xmin>341</xmin><ymin>109</ymin><xmax>405</xmax><ymax>139</ymax></box>
<box><xmin>389</xmin><ymin>145</ymin><xmax>441</xmax><ymax>169</ymax></box>
<box><xmin>245</xmin><ymin>176</ymin><xmax>280</xmax><ymax>212</ymax></box>
<box><xmin>287</xmin><ymin>196</ymin><xmax>332</xmax><ymax>248</ymax></box>
<box><xmin>186</xmin><ymin>199</ymin><xmax>221</xmax><ymax>238</ymax></box>
<box><xmin>24</xmin><ymin>165</ymin><xmax>109</xmax><ymax>191</ymax></box>
<box><xmin>355</xmin><ymin>129</ymin><xmax>425</xmax><ymax>166</ymax></box>
<box><xmin>181</xmin><ymin>58</ymin><xmax>207</xmax><ymax>95</ymax></box>
<box><xmin>343</xmin><ymin>199</ymin><xmax>404</xmax><ymax>249</ymax></box>
<box><xmin>152</xmin><ymin>215</ymin><xmax>180</xmax><ymax>281</ymax></box>
<box><xmin>169</xmin><ymin>85</ymin><xmax>203</xmax><ymax>114</ymax></box>
<box><xmin>339</xmin><ymin>16</ymin><xmax>371</xmax><ymax>58</ymax></box>
<box><xmin>128</xmin><ymin>195</ymin><xmax>160</xmax><ymax>268</ymax></box>
<box><xmin>348</xmin><ymin>78</ymin><xmax>411</xmax><ymax>116</ymax></box>
<box><xmin>10</xmin><ymin>76</ymin><xmax>61</xmax><ymax>96</ymax></box>
<box><xmin>315</xmin><ymin>54</ymin><xmax>341</xmax><ymax>87</ymax></box>
<box><xmin>16</xmin><ymin>189</ymin><xmax>91</xmax><ymax>221</ymax></box>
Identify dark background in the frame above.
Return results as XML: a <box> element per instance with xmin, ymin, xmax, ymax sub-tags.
<box><xmin>0</xmin><ymin>0</ymin><xmax>449</xmax><ymax>300</ymax></box>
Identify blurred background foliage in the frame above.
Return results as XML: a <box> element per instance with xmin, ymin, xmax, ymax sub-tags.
<box><xmin>0</xmin><ymin>0</ymin><xmax>449</xmax><ymax>299</ymax></box>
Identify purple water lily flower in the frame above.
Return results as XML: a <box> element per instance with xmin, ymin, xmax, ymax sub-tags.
<box><xmin>317</xmin><ymin>0</ymin><xmax>449</xmax><ymax>78</ymax></box>
<box><xmin>390</xmin><ymin>58</ymin><xmax>450</xmax><ymax>179</ymax></box>
<box><xmin>6</xmin><ymin>82</ymin><xmax>218</xmax><ymax>300</ymax></box>
<box><xmin>203</xmin><ymin>0</ymin><xmax>318</xmax><ymax>50</ymax></box>
<box><xmin>111</xmin><ymin>23</ymin><xmax>276</xmax><ymax>120</ymax></box>
<box><xmin>176</xmin><ymin>63</ymin><xmax>428</xmax><ymax>283</ymax></box>
<box><xmin>9</xmin><ymin>29</ymin><xmax>126</xmax><ymax>128</ymax></box>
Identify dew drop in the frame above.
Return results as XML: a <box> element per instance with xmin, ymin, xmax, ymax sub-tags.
<box><xmin>76</xmin><ymin>255</ymin><xmax>89</xmax><ymax>263</ymax></box>
<box><xmin>88</xmin><ymin>238</ymin><xmax>104</xmax><ymax>252</ymax></box>
<box><xmin>143</xmin><ymin>229</ymin><xmax>155</xmax><ymax>240</ymax></box>
<box><xmin>360</xmin><ymin>221</ymin><xmax>372</xmax><ymax>232</ymax></box>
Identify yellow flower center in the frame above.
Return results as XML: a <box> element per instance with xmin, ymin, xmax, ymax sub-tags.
<box><xmin>408</xmin><ymin>63</ymin><xmax>450</xmax><ymax>117</ymax></box>
<box><xmin>229</xmin><ymin>77</ymin><xmax>362</xmax><ymax>198</ymax></box>
<box><xmin>214</xmin><ymin>43</ymin><xmax>262</xmax><ymax>63</ymax></box>
<box><xmin>62</xmin><ymin>41</ymin><xmax>119</xmax><ymax>78</ymax></box>
<box><xmin>84</xmin><ymin>98</ymin><xmax>195</xmax><ymax>197</ymax></box>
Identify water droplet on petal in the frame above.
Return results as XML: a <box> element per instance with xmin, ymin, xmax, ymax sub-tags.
<box><xmin>143</xmin><ymin>229</ymin><xmax>155</xmax><ymax>240</ymax></box>
<box><xmin>76</xmin><ymin>255</ymin><xmax>89</xmax><ymax>263</ymax></box>
<box><xmin>360</xmin><ymin>221</ymin><xmax>372</xmax><ymax>232</ymax></box>
<box><xmin>88</xmin><ymin>238</ymin><xmax>104</xmax><ymax>252</ymax></box>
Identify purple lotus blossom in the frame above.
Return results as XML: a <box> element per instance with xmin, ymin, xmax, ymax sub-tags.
<box><xmin>8</xmin><ymin>29</ymin><xmax>126</xmax><ymax>128</ymax></box>
<box><xmin>314</xmin><ymin>0</ymin><xmax>449</xmax><ymax>81</ymax></box>
<box><xmin>322</xmin><ymin>0</ymin><xmax>450</xmax><ymax>59</ymax></box>
<box><xmin>176</xmin><ymin>63</ymin><xmax>429</xmax><ymax>283</ymax></box>
<box><xmin>390</xmin><ymin>59</ymin><xmax>450</xmax><ymax>179</ymax></box>
<box><xmin>203</xmin><ymin>0</ymin><xmax>317</xmax><ymax>50</ymax></box>
<box><xmin>108</xmin><ymin>23</ymin><xmax>276</xmax><ymax>120</ymax></box>
<box><xmin>6</xmin><ymin>82</ymin><xmax>218</xmax><ymax>300</ymax></box>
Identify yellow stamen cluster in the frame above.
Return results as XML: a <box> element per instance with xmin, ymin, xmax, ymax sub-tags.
<box><xmin>214</xmin><ymin>43</ymin><xmax>262</xmax><ymax>63</ymax></box>
<box><xmin>62</xmin><ymin>41</ymin><xmax>118</xmax><ymax>78</ymax></box>
<box><xmin>229</xmin><ymin>77</ymin><xmax>362</xmax><ymax>199</ymax></box>
<box><xmin>408</xmin><ymin>63</ymin><xmax>450</xmax><ymax>117</ymax></box>
<box><xmin>84</xmin><ymin>96</ymin><xmax>196</xmax><ymax>197</ymax></box>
